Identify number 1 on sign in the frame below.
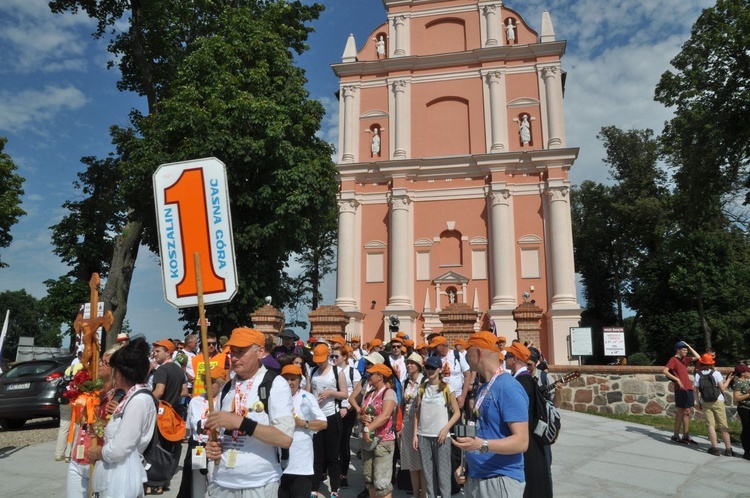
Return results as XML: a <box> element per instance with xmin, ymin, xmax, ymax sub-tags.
<box><xmin>164</xmin><ymin>168</ymin><xmax>226</xmax><ymax>297</ymax></box>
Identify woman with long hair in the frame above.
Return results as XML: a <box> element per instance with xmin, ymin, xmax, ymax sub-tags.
<box><xmin>360</xmin><ymin>363</ymin><xmax>397</xmax><ymax>498</ymax></box>
<box><xmin>308</xmin><ymin>344</ymin><xmax>348</xmax><ymax>498</ymax></box>
<box><xmin>333</xmin><ymin>346</ymin><xmax>361</xmax><ymax>489</ymax></box>
<box><xmin>66</xmin><ymin>344</ymin><xmax>123</xmax><ymax>497</ymax></box>
<box><xmin>413</xmin><ymin>355</ymin><xmax>460</xmax><ymax>498</ymax></box>
<box><xmin>400</xmin><ymin>353</ymin><xmax>426</xmax><ymax>498</ymax></box>
<box><xmin>87</xmin><ymin>338</ymin><xmax>156</xmax><ymax>497</ymax></box>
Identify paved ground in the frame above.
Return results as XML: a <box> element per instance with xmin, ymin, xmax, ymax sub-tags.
<box><xmin>1</xmin><ymin>410</ymin><xmax>748</xmax><ymax>497</ymax></box>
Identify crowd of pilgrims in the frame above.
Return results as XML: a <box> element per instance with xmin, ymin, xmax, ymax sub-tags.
<box><xmin>56</xmin><ymin>327</ymin><xmax>560</xmax><ymax>498</ymax></box>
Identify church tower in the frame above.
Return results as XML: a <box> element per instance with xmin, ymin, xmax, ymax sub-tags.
<box><xmin>331</xmin><ymin>0</ymin><xmax>580</xmax><ymax>363</ymax></box>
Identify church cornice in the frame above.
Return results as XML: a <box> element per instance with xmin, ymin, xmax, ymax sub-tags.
<box><xmin>336</xmin><ymin>147</ymin><xmax>579</xmax><ymax>182</ymax></box>
<box><xmin>331</xmin><ymin>41</ymin><xmax>567</xmax><ymax>78</ymax></box>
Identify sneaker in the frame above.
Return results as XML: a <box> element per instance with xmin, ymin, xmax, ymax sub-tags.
<box><xmin>682</xmin><ymin>435</ymin><xmax>699</xmax><ymax>445</ymax></box>
<box><xmin>724</xmin><ymin>448</ymin><xmax>735</xmax><ymax>457</ymax></box>
<box><xmin>55</xmin><ymin>455</ymin><xmax>64</xmax><ymax>462</ymax></box>
<box><xmin>707</xmin><ymin>447</ymin><xmax>721</xmax><ymax>456</ymax></box>
<box><xmin>671</xmin><ymin>435</ymin><xmax>687</xmax><ymax>444</ymax></box>
<box><xmin>340</xmin><ymin>476</ymin><xmax>349</xmax><ymax>489</ymax></box>
<box><xmin>331</xmin><ymin>493</ymin><xmax>339</xmax><ymax>498</ymax></box>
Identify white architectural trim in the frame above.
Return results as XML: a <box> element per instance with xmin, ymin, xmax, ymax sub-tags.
<box><xmin>518</xmin><ymin>234</ymin><xmax>542</xmax><ymax>245</ymax></box>
<box><xmin>364</xmin><ymin>240</ymin><xmax>388</xmax><ymax>249</ymax></box>
<box><xmin>470</xmin><ymin>236</ymin><xmax>488</xmax><ymax>245</ymax></box>
<box><xmin>414</xmin><ymin>238</ymin><xmax>434</xmax><ymax>247</ymax></box>
<box><xmin>360</xmin><ymin>109</ymin><xmax>389</xmax><ymax>119</ymax></box>
<box><xmin>507</xmin><ymin>97</ymin><xmax>541</xmax><ymax>108</ymax></box>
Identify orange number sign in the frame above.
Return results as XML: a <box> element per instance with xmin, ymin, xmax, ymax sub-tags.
<box><xmin>164</xmin><ymin>168</ymin><xmax>226</xmax><ymax>297</ymax></box>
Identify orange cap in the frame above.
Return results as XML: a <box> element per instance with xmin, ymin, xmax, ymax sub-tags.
<box><xmin>467</xmin><ymin>331</ymin><xmax>500</xmax><ymax>352</ymax></box>
<box><xmin>330</xmin><ymin>335</ymin><xmax>346</xmax><ymax>346</ymax></box>
<box><xmin>454</xmin><ymin>338</ymin><xmax>469</xmax><ymax>348</ymax></box>
<box><xmin>429</xmin><ymin>336</ymin><xmax>447</xmax><ymax>348</ymax></box>
<box><xmin>504</xmin><ymin>342</ymin><xmax>531</xmax><ymax>362</ymax></box>
<box><xmin>312</xmin><ymin>344</ymin><xmax>330</xmax><ymax>363</ymax></box>
<box><xmin>153</xmin><ymin>339</ymin><xmax>176</xmax><ymax>354</ymax></box>
<box><xmin>281</xmin><ymin>365</ymin><xmax>303</xmax><ymax>377</ymax></box>
<box><xmin>225</xmin><ymin>328</ymin><xmax>265</xmax><ymax>348</ymax></box>
<box><xmin>370</xmin><ymin>338</ymin><xmax>383</xmax><ymax>347</ymax></box>
<box><xmin>366</xmin><ymin>363</ymin><xmax>393</xmax><ymax>377</ymax></box>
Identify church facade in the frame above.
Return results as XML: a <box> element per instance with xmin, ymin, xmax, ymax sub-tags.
<box><xmin>331</xmin><ymin>0</ymin><xmax>580</xmax><ymax>363</ymax></box>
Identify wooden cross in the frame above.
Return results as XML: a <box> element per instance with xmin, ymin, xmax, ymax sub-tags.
<box><xmin>73</xmin><ymin>273</ymin><xmax>115</xmax><ymax>379</ymax></box>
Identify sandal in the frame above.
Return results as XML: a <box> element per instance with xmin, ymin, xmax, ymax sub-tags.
<box><xmin>145</xmin><ymin>487</ymin><xmax>163</xmax><ymax>495</ymax></box>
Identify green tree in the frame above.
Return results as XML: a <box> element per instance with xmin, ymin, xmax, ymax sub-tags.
<box><xmin>0</xmin><ymin>290</ymin><xmax>60</xmax><ymax>360</ymax></box>
<box><xmin>655</xmin><ymin>0</ymin><xmax>750</xmax><ymax>217</ymax></box>
<box><xmin>50</xmin><ymin>1</ymin><xmax>337</xmax><ymax>339</ymax></box>
<box><xmin>0</xmin><ymin>137</ymin><xmax>26</xmax><ymax>268</ymax></box>
<box><xmin>40</xmin><ymin>276</ymin><xmax>89</xmax><ymax>351</ymax></box>
<box><xmin>50</xmin><ymin>155</ymin><xmax>127</xmax><ymax>282</ymax></box>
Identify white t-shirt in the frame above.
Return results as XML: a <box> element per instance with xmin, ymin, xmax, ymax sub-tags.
<box><xmin>390</xmin><ymin>355</ymin><xmax>407</xmax><ymax>385</ymax></box>
<box><xmin>186</xmin><ymin>395</ymin><xmax>210</xmax><ymax>444</ymax></box>
<box><xmin>310</xmin><ymin>365</ymin><xmax>340</xmax><ymax>417</ymax></box>
<box><xmin>441</xmin><ymin>350</ymin><xmax>470</xmax><ymax>396</ymax></box>
<box><xmin>341</xmin><ymin>365</ymin><xmax>362</xmax><ymax>409</ymax></box>
<box><xmin>417</xmin><ymin>383</ymin><xmax>455</xmax><ymax>437</ymax></box>
<box><xmin>284</xmin><ymin>390</ymin><xmax>326</xmax><ymax>476</ymax></box>
<box><xmin>694</xmin><ymin>369</ymin><xmax>725</xmax><ymax>402</ymax></box>
<box><xmin>211</xmin><ymin>367</ymin><xmax>294</xmax><ymax>490</ymax></box>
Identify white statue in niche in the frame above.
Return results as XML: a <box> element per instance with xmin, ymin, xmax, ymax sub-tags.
<box><xmin>448</xmin><ymin>290</ymin><xmax>456</xmax><ymax>304</ymax></box>
<box><xmin>519</xmin><ymin>115</ymin><xmax>531</xmax><ymax>144</ymax></box>
<box><xmin>375</xmin><ymin>35</ymin><xmax>386</xmax><ymax>57</ymax></box>
<box><xmin>506</xmin><ymin>18</ymin><xmax>516</xmax><ymax>43</ymax></box>
<box><xmin>371</xmin><ymin>127</ymin><xmax>381</xmax><ymax>156</ymax></box>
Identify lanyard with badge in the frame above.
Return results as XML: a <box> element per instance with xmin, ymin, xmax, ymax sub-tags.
<box><xmin>221</xmin><ymin>377</ymin><xmax>255</xmax><ymax>468</ymax></box>
<box><xmin>472</xmin><ymin>368</ymin><xmax>503</xmax><ymax>428</ymax></box>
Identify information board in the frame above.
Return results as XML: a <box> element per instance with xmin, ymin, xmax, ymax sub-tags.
<box><xmin>603</xmin><ymin>327</ymin><xmax>626</xmax><ymax>356</ymax></box>
<box><xmin>570</xmin><ymin>327</ymin><xmax>593</xmax><ymax>356</ymax></box>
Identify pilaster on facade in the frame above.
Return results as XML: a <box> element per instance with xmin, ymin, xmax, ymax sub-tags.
<box><xmin>387</xmin><ymin>191</ymin><xmax>412</xmax><ymax>308</ymax></box>
<box><xmin>538</xmin><ymin>64</ymin><xmax>565</xmax><ymax>149</ymax></box>
<box><xmin>388</xmin><ymin>78</ymin><xmax>411</xmax><ymax>159</ymax></box>
<box><xmin>544</xmin><ymin>183</ymin><xmax>578</xmax><ymax>308</ymax></box>
<box><xmin>335</xmin><ymin>197</ymin><xmax>360</xmax><ymax>311</ymax></box>
<box><xmin>545</xmin><ymin>308</ymin><xmax>582</xmax><ymax>365</ymax></box>
<box><xmin>388</xmin><ymin>13</ymin><xmax>411</xmax><ymax>57</ymax></box>
<box><xmin>478</xmin><ymin>1</ymin><xmax>504</xmax><ymax>48</ymax></box>
<box><xmin>488</xmin><ymin>184</ymin><xmax>516</xmax><ymax>309</ymax></box>
<box><xmin>482</xmin><ymin>68</ymin><xmax>509</xmax><ymax>153</ymax></box>
<box><xmin>339</xmin><ymin>84</ymin><xmax>361</xmax><ymax>163</ymax></box>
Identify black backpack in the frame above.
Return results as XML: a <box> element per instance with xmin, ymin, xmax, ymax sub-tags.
<box><xmin>131</xmin><ymin>390</ymin><xmax>177</xmax><ymax>486</ymax></box>
<box><xmin>698</xmin><ymin>370</ymin><xmax>721</xmax><ymax>402</ymax></box>
<box><xmin>529</xmin><ymin>379</ymin><xmax>561</xmax><ymax>445</ymax></box>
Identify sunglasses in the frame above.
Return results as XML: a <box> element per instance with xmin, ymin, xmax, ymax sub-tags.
<box><xmin>330</xmin><ymin>355</ymin><xmax>341</xmax><ymax>359</ymax></box>
<box><xmin>207</xmin><ymin>342</ymin><xmax>217</xmax><ymax>346</ymax></box>
<box><xmin>425</xmin><ymin>366</ymin><xmax>439</xmax><ymax>371</ymax></box>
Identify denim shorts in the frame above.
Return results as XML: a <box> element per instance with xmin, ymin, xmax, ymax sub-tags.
<box><xmin>675</xmin><ymin>389</ymin><xmax>695</xmax><ymax>409</ymax></box>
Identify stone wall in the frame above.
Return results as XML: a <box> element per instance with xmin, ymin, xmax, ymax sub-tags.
<box><xmin>548</xmin><ymin>365</ymin><xmax>739</xmax><ymax>422</ymax></box>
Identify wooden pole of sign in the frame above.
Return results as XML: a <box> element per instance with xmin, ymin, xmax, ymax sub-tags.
<box><xmin>194</xmin><ymin>252</ymin><xmax>219</xmax><ymax>448</ymax></box>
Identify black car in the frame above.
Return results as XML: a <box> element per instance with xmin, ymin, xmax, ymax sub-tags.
<box><xmin>0</xmin><ymin>356</ymin><xmax>74</xmax><ymax>430</ymax></box>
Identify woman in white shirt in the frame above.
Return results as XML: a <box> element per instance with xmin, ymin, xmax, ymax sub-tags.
<box><xmin>308</xmin><ymin>344</ymin><xmax>348</xmax><ymax>498</ymax></box>
<box><xmin>413</xmin><ymin>355</ymin><xmax>460</xmax><ymax>498</ymax></box>
<box><xmin>87</xmin><ymin>338</ymin><xmax>156</xmax><ymax>498</ymax></box>
<box><xmin>335</xmin><ymin>346</ymin><xmax>361</xmax><ymax>489</ymax></box>
<box><xmin>401</xmin><ymin>353</ymin><xmax>426</xmax><ymax>498</ymax></box>
<box><xmin>281</xmin><ymin>364</ymin><xmax>327</xmax><ymax>497</ymax></box>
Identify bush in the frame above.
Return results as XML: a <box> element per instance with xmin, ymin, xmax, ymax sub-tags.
<box><xmin>628</xmin><ymin>352</ymin><xmax>651</xmax><ymax>366</ymax></box>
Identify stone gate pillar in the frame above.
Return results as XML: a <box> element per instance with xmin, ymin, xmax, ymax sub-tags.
<box><xmin>512</xmin><ymin>301</ymin><xmax>543</xmax><ymax>347</ymax></box>
<box><xmin>438</xmin><ymin>302</ymin><xmax>480</xmax><ymax>346</ymax></box>
<box><xmin>309</xmin><ymin>305</ymin><xmax>349</xmax><ymax>344</ymax></box>
<box><xmin>251</xmin><ymin>301</ymin><xmax>285</xmax><ymax>343</ymax></box>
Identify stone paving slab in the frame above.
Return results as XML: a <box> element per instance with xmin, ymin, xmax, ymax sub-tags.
<box><xmin>2</xmin><ymin>410</ymin><xmax>748</xmax><ymax>497</ymax></box>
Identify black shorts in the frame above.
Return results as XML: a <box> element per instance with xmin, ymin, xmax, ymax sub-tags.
<box><xmin>675</xmin><ymin>389</ymin><xmax>695</xmax><ymax>409</ymax></box>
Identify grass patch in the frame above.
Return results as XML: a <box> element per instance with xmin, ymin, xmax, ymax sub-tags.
<box><xmin>582</xmin><ymin>410</ymin><xmax>743</xmax><ymax>442</ymax></box>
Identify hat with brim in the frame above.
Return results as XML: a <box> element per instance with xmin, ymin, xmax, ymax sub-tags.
<box><xmin>330</xmin><ymin>336</ymin><xmax>346</xmax><ymax>346</ymax></box>
<box><xmin>369</xmin><ymin>338</ymin><xmax>383</xmax><ymax>348</ymax></box>
<box><xmin>504</xmin><ymin>342</ymin><xmax>531</xmax><ymax>363</ymax></box>
<box><xmin>429</xmin><ymin>336</ymin><xmax>447</xmax><ymax>348</ymax></box>
<box><xmin>279</xmin><ymin>329</ymin><xmax>299</xmax><ymax>341</ymax></box>
<box><xmin>364</xmin><ymin>351</ymin><xmax>385</xmax><ymax>365</ymax></box>
<box><xmin>699</xmin><ymin>353</ymin><xmax>715</xmax><ymax>365</ymax></box>
<box><xmin>424</xmin><ymin>355</ymin><xmax>442</xmax><ymax>370</ymax></box>
<box><xmin>406</xmin><ymin>352</ymin><xmax>423</xmax><ymax>368</ymax></box>
<box><xmin>225</xmin><ymin>328</ymin><xmax>265</xmax><ymax>349</ymax></box>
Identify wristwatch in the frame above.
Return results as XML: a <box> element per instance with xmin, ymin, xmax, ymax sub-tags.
<box><xmin>480</xmin><ymin>439</ymin><xmax>489</xmax><ymax>454</ymax></box>
<box><xmin>304</xmin><ymin>420</ymin><xmax>309</xmax><ymax>429</ymax></box>
<box><xmin>363</xmin><ymin>426</ymin><xmax>370</xmax><ymax>433</ymax></box>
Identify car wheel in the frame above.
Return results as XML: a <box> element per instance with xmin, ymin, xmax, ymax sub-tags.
<box><xmin>0</xmin><ymin>418</ymin><xmax>27</xmax><ymax>430</ymax></box>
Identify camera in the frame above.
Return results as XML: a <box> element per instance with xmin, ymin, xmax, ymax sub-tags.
<box><xmin>453</xmin><ymin>424</ymin><xmax>477</xmax><ymax>438</ymax></box>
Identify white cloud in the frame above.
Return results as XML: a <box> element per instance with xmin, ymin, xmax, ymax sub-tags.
<box><xmin>0</xmin><ymin>85</ymin><xmax>88</xmax><ymax>133</ymax></box>
<box><xmin>317</xmin><ymin>95</ymin><xmax>340</xmax><ymax>154</ymax></box>
<box><xmin>0</xmin><ymin>0</ymin><xmax>94</xmax><ymax>74</ymax></box>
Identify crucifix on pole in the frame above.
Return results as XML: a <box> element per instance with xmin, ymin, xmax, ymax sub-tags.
<box><xmin>73</xmin><ymin>273</ymin><xmax>115</xmax><ymax>378</ymax></box>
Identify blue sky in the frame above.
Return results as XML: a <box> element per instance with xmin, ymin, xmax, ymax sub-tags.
<box><xmin>0</xmin><ymin>0</ymin><xmax>714</xmax><ymax>345</ymax></box>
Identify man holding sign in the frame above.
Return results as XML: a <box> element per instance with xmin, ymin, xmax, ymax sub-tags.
<box><xmin>204</xmin><ymin>328</ymin><xmax>294</xmax><ymax>497</ymax></box>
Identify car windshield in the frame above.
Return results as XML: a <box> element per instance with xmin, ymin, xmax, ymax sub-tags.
<box><xmin>4</xmin><ymin>362</ymin><xmax>58</xmax><ymax>378</ymax></box>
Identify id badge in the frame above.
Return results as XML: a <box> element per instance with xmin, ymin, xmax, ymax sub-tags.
<box><xmin>192</xmin><ymin>446</ymin><xmax>207</xmax><ymax>470</ymax></box>
<box><xmin>226</xmin><ymin>448</ymin><xmax>238</xmax><ymax>469</ymax></box>
<box><xmin>76</xmin><ymin>444</ymin><xmax>86</xmax><ymax>460</ymax></box>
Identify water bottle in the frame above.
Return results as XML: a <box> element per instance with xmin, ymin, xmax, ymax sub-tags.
<box><xmin>300</xmin><ymin>393</ymin><xmax>315</xmax><ymax>421</ymax></box>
